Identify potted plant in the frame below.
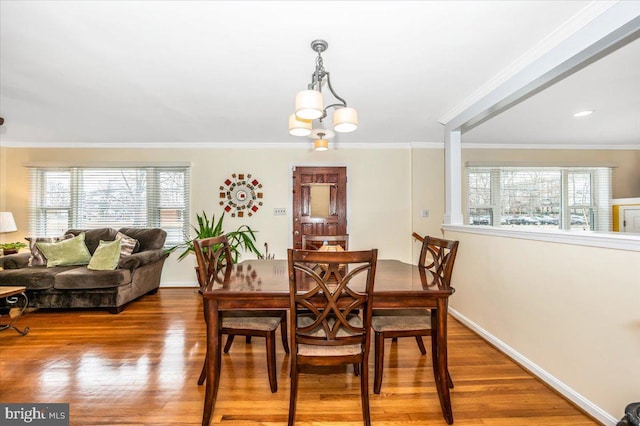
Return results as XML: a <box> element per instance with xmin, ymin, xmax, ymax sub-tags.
<box><xmin>167</xmin><ymin>211</ymin><xmax>263</xmax><ymax>263</ymax></box>
<box><xmin>0</xmin><ymin>241</ymin><xmax>27</xmax><ymax>255</ymax></box>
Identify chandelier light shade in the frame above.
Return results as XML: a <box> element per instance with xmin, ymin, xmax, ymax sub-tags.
<box><xmin>288</xmin><ymin>114</ymin><xmax>312</xmax><ymax>136</ymax></box>
<box><xmin>295</xmin><ymin>90</ymin><xmax>324</xmax><ymax>120</ymax></box>
<box><xmin>314</xmin><ymin>138</ymin><xmax>329</xmax><ymax>151</ymax></box>
<box><xmin>0</xmin><ymin>212</ymin><xmax>17</xmax><ymax>233</ymax></box>
<box><xmin>288</xmin><ymin>39</ymin><xmax>357</xmax><ymax>151</ymax></box>
<box><xmin>333</xmin><ymin>107</ymin><xmax>358</xmax><ymax>133</ymax></box>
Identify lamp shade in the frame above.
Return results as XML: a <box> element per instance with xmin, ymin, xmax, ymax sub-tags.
<box><xmin>314</xmin><ymin>139</ymin><xmax>329</xmax><ymax>151</ymax></box>
<box><xmin>333</xmin><ymin>107</ymin><xmax>358</xmax><ymax>133</ymax></box>
<box><xmin>0</xmin><ymin>212</ymin><xmax>17</xmax><ymax>233</ymax></box>
<box><xmin>295</xmin><ymin>90</ymin><xmax>324</xmax><ymax>120</ymax></box>
<box><xmin>288</xmin><ymin>114</ymin><xmax>312</xmax><ymax>136</ymax></box>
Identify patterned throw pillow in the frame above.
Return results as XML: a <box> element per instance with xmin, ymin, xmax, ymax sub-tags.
<box><xmin>26</xmin><ymin>233</ymin><xmax>74</xmax><ymax>266</ymax></box>
<box><xmin>116</xmin><ymin>231</ymin><xmax>139</xmax><ymax>257</ymax></box>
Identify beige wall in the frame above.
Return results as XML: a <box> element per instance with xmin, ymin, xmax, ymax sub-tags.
<box><xmin>410</xmin><ymin>147</ymin><xmax>447</xmax><ymax>261</ymax></box>
<box><xmin>443</xmin><ymin>230</ymin><xmax>640</xmax><ymax>423</ymax></box>
<box><xmin>0</xmin><ymin>146</ymin><xmax>415</xmax><ymax>284</ymax></box>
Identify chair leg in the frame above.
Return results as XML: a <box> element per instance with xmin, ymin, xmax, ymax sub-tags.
<box><xmin>288</xmin><ymin>360</ymin><xmax>298</xmax><ymax>426</ymax></box>
<box><xmin>197</xmin><ymin>352</ymin><xmax>207</xmax><ymax>385</ymax></box>
<box><xmin>223</xmin><ymin>335</ymin><xmax>235</xmax><ymax>353</ymax></box>
<box><xmin>280</xmin><ymin>318</ymin><xmax>290</xmax><ymax>354</ymax></box>
<box><xmin>353</xmin><ymin>363</ymin><xmax>360</xmax><ymax>377</ymax></box>
<box><xmin>415</xmin><ymin>336</ymin><xmax>427</xmax><ymax>355</ymax></box>
<box><xmin>374</xmin><ymin>331</ymin><xmax>384</xmax><ymax>394</ymax></box>
<box><xmin>246</xmin><ymin>336</ymin><xmax>252</xmax><ymax>343</ymax></box>
<box><xmin>266</xmin><ymin>331</ymin><xmax>278</xmax><ymax>393</ymax></box>
<box><xmin>360</xmin><ymin>359</ymin><xmax>371</xmax><ymax>426</ymax></box>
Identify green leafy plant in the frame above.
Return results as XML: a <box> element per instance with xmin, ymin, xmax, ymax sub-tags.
<box><xmin>166</xmin><ymin>211</ymin><xmax>262</xmax><ymax>263</ymax></box>
<box><xmin>0</xmin><ymin>241</ymin><xmax>27</xmax><ymax>254</ymax></box>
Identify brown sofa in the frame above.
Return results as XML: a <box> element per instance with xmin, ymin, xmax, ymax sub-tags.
<box><xmin>0</xmin><ymin>228</ymin><xmax>168</xmax><ymax>313</ymax></box>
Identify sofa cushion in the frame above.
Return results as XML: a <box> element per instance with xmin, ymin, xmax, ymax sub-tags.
<box><xmin>118</xmin><ymin>228</ymin><xmax>166</xmax><ymax>251</ymax></box>
<box><xmin>36</xmin><ymin>233</ymin><xmax>92</xmax><ymax>267</ymax></box>
<box><xmin>26</xmin><ymin>234</ymin><xmax>74</xmax><ymax>266</ymax></box>
<box><xmin>88</xmin><ymin>239</ymin><xmax>122</xmax><ymax>271</ymax></box>
<box><xmin>67</xmin><ymin>228</ymin><xmax>118</xmax><ymax>254</ymax></box>
<box><xmin>0</xmin><ymin>265</ymin><xmax>79</xmax><ymax>290</ymax></box>
<box><xmin>116</xmin><ymin>231</ymin><xmax>139</xmax><ymax>256</ymax></box>
<box><xmin>54</xmin><ymin>266</ymin><xmax>132</xmax><ymax>290</ymax></box>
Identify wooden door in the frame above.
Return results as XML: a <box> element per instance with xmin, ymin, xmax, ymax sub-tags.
<box><xmin>292</xmin><ymin>166</ymin><xmax>347</xmax><ymax>249</ymax></box>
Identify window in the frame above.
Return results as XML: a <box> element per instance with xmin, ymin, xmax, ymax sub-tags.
<box><xmin>466</xmin><ymin>166</ymin><xmax>612</xmax><ymax>231</ymax></box>
<box><xmin>29</xmin><ymin>165</ymin><xmax>190</xmax><ymax>246</ymax></box>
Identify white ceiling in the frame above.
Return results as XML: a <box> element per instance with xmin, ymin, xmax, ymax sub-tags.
<box><xmin>0</xmin><ymin>1</ymin><xmax>638</xmax><ymax>148</ymax></box>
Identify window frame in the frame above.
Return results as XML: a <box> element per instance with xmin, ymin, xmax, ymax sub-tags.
<box><xmin>466</xmin><ymin>166</ymin><xmax>612</xmax><ymax>232</ymax></box>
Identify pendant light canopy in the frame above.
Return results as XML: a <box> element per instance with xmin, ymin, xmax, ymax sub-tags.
<box><xmin>289</xmin><ymin>40</ymin><xmax>358</xmax><ymax>151</ymax></box>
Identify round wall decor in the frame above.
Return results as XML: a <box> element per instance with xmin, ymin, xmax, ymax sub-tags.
<box><xmin>219</xmin><ymin>173</ymin><xmax>263</xmax><ymax>217</ymax></box>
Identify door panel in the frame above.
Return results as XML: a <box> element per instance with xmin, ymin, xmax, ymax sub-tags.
<box><xmin>292</xmin><ymin>166</ymin><xmax>347</xmax><ymax>249</ymax></box>
<box><xmin>623</xmin><ymin>207</ymin><xmax>640</xmax><ymax>233</ymax></box>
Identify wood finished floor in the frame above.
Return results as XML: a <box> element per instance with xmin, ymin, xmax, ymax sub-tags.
<box><xmin>0</xmin><ymin>288</ymin><xmax>598</xmax><ymax>425</ymax></box>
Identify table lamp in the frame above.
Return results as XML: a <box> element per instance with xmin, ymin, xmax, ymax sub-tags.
<box><xmin>0</xmin><ymin>212</ymin><xmax>18</xmax><ymax>234</ymax></box>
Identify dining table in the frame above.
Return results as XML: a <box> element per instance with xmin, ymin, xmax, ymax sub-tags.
<box><xmin>200</xmin><ymin>258</ymin><xmax>455</xmax><ymax>425</ymax></box>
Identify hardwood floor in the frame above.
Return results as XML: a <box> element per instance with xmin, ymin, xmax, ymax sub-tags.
<box><xmin>0</xmin><ymin>288</ymin><xmax>598</xmax><ymax>425</ymax></box>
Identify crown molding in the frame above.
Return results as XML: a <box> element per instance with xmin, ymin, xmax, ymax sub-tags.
<box><xmin>461</xmin><ymin>143</ymin><xmax>640</xmax><ymax>150</ymax></box>
<box><xmin>0</xmin><ymin>141</ymin><xmax>413</xmax><ymax>150</ymax></box>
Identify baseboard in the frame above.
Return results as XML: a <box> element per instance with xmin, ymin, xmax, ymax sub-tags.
<box><xmin>448</xmin><ymin>308</ymin><xmax>617</xmax><ymax>426</ymax></box>
<box><xmin>159</xmin><ymin>282</ymin><xmax>198</xmax><ymax>288</ymax></box>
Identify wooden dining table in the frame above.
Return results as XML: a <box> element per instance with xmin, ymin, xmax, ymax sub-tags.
<box><xmin>200</xmin><ymin>259</ymin><xmax>455</xmax><ymax>425</ymax></box>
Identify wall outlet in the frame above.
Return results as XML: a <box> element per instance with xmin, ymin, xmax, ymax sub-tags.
<box><xmin>421</xmin><ymin>209</ymin><xmax>429</xmax><ymax>218</ymax></box>
<box><xmin>273</xmin><ymin>208</ymin><xmax>286</xmax><ymax>216</ymax></box>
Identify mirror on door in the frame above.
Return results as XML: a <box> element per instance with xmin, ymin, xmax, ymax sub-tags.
<box><xmin>309</xmin><ymin>184</ymin><xmax>332</xmax><ymax>218</ymax></box>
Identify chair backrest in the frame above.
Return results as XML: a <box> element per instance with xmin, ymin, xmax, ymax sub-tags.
<box><xmin>301</xmin><ymin>234</ymin><xmax>349</xmax><ymax>251</ymax></box>
<box><xmin>193</xmin><ymin>235</ymin><xmax>233</xmax><ymax>289</ymax></box>
<box><xmin>418</xmin><ymin>236</ymin><xmax>459</xmax><ymax>283</ymax></box>
<box><xmin>287</xmin><ymin>248</ymin><xmax>377</xmax><ymax>351</ymax></box>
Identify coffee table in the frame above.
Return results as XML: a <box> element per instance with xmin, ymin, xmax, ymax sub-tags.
<box><xmin>0</xmin><ymin>286</ymin><xmax>30</xmax><ymax>335</ymax></box>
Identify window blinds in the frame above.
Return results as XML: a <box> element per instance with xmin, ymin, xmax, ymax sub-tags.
<box><xmin>28</xmin><ymin>166</ymin><xmax>190</xmax><ymax>246</ymax></box>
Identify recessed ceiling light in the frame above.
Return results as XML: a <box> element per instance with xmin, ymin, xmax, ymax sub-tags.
<box><xmin>573</xmin><ymin>110</ymin><xmax>594</xmax><ymax>117</ymax></box>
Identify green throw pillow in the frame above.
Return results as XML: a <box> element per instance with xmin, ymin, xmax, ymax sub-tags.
<box><xmin>88</xmin><ymin>239</ymin><xmax>122</xmax><ymax>271</ymax></box>
<box><xmin>36</xmin><ymin>232</ymin><xmax>92</xmax><ymax>268</ymax></box>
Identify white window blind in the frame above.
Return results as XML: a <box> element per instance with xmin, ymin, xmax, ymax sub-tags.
<box><xmin>28</xmin><ymin>166</ymin><xmax>190</xmax><ymax>246</ymax></box>
<box><xmin>466</xmin><ymin>166</ymin><xmax>613</xmax><ymax>232</ymax></box>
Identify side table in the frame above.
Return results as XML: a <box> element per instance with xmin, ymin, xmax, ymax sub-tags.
<box><xmin>0</xmin><ymin>286</ymin><xmax>30</xmax><ymax>335</ymax></box>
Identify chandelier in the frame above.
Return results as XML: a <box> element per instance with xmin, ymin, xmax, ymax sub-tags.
<box><xmin>288</xmin><ymin>40</ymin><xmax>358</xmax><ymax>151</ymax></box>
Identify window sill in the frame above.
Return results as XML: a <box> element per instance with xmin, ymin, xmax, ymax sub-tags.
<box><xmin>442</xmin><ymin>224</ymin><xmax>640</xmax><ymax>252</ymax></box>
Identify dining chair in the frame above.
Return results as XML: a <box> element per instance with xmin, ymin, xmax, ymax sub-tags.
<box><xmin>371</xmin><ymin>234</ymin><xmax>459</xmax><ymax>394</ymax></box>
<box><xmin>194</xmin><ymin>235</ymin><xmax>289</xmax><ymax>392</ymax></box>
<box><xmin>287</xmin><ymin>248</ymin><xmax>378</xmax><ymax>426</ymax></box>
<box><xmin>301</xmin><ymin>234</ymin><xmax>349</xmax><ymax>251</ymax></box>
<box><xmin>300</xmin><ymin>233</ymin><xmax>360</xmax><ymax>373</ymax></box>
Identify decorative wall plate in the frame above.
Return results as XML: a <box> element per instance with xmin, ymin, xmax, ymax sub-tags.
<box><xmin>219</xmin><ymin>173</ymin><xmax>263</xmax><ymax>217</ymax></box>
